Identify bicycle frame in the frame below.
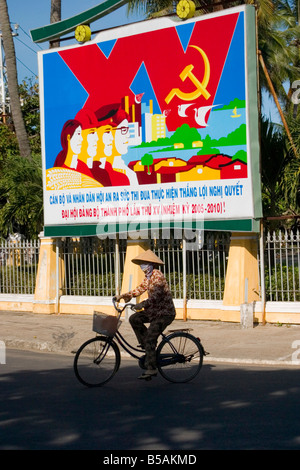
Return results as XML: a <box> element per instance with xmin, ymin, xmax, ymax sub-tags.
<box><xmin>109</xmin><ymin>298</ymin><xmax>191</xmax><ymax>365</ymax></box>
<box><xmin>109</xmin><ymin>299</ymin><xmax>145</xmax><ymax>361</ymax></box>
<box><xmin>74</xmin><ymin>298</ymin><xmax>205</xmax><ymax>386</ymax></box>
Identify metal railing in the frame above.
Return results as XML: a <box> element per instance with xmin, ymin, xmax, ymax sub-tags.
<box><xmin>0</xmin><ymin>238</ymin><xmax>40</xmax><ymax>294</ymax></box>
<box><xmin>0</xmin><ymin>229</ymin><xmax>299</xmax><ymax>303</ymax></box>
<box><xmin>265</xmin><ymin>229</ymin><xmax>300</xmax><ymax>301</ymax></box>
<box><xmin>59</xmin><ymin>232</ymin><xmax>230</xmax><ymax>300</ymax></box>
<box><xmin>62</xmin><ymin>237</ymin><xmax>126</xmax><ymax>297</ymax></box>
<box><xmin>151</xmin><ymin>233</ymin><xmax>230</xmax><ymax>300</ymax></box>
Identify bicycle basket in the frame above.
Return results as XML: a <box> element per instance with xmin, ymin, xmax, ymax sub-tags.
<box><xmin>93</xmin><ymin>312</ymin><xmax>121</xmax><ymax>337</ymax></box>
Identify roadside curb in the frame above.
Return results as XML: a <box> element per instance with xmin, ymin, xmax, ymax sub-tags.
<box><xmin>5</xmin><ymin>339</ymin><xmax>300</xmax><ymax>367</ymax></box>
<box><xmin>5</xmin><ymin>339</ymin><xmax>64</xmax><ymax>354</ymax></box>
<box><xmin>206</xmin><ymin>356</ymin><xmax>300</xmax><ymax>367</ymax></box>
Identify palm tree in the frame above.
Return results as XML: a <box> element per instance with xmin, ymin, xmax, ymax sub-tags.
<box><xmin>258</xmin><ymin>0</ymin><xmax>300</xmax><ymax>111</ymax></box>
<box><xmin>0</xmin><ymin>0</ymin><xmax>31</xmax><ymax>159</ymax></box>
<box><xmin>50</xmin><ymin>0</ymin><xmax>61</xmax><ymax>48</ymax></box>
<box><xmin>260</xmin><ymin>117</ymin><xmax>290</xmax><ymax>219</ymax></box>
<box><xmin>127</xmin><ymin>0</ymin><xmax>224</xmax><ymax>17</ymax></box>
<box><xmin>283</xmin><ymin>112</ymin><xmax>300</xmax><ymax>212</ymax></box>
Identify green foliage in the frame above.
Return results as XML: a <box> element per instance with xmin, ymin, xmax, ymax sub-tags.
<box><xmin>0</xmin><ymin>78</ymin><xmax>43</xmax><ymax>238</ymax></box>
<box><xmin>141</xmin><ymin>153</ymin><xmax>154</xmax><ymax>174</ymax></box>
<box><xmin>0</xmin><ymin>153</ymin><xmax>43</xmax><ymax>239</ymax></box>
<box><xmin>283</xmin><ymin>113</ymin><xmax>300</xmax><ymax>212</ymax></box>
<box><xmin>165</xmin><ymin>271</ymin><xmax>225</xmax><ymax>300</ymax></box>
<box><xmin>260</xmin><ymin>116</ymin><xmax>299</xmax><ymax>222</ymax></box>
<box><xmin>0</xmin><ymin>78</ymin><xmax>40</xmax><ymax>168</ymax></box>
<box><xmin>170</xmin><ymin>123</ymin><xmax>202</xmax><ymax>147</ymax></box>
<box><xmin>198</xmin><ymin>134</ymin><xmax>220</xmax><ymax>155</ymax></box>
<box><xmin>0</xmin><ymin>124</ymin><xmax>19</xmax><ymax>168</ymax></box>
<box><xmin>217</xmin><ymin>98</ymin><xmax>246</xmax><ymax>111</ymax></box>
<box><xmin>19</xmin><ymin>78</ymin><xmax>41</xmax><ymax>154</ymax></box>
<box><xmin>64</xmin><ymin>269</ymin><xmax>226</xmax><ymax>299</ymax></box>
<box><xmin>135</xmin><ymin>123</ymin><xmax>202</xmax><ymax>149</ymax></box>
<box><xmin>66</xmin><ymin>271</ymin><xmax>117</xmax><ymax>296</ymax></box>
<box><xmin>0</xmin><ymin>265</ymin><xmax>38</xmax><ymax>294</ymax></box>
<box><xmin>265</xmin><ymin>266</ymin><xmax>300</xmax><ymax>301</ymax></box>
<box><xmin>211</xmin><ymin>124</ymin><xmax>247</xmax><ymax>147</ymax></box>
<box><xmin>233</xmin><ymin>149</ymin><xmax>247</xmax><ymax>163</ymax></box>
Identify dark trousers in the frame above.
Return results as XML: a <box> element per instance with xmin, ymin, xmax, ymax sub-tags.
<box><xmin>129</xmin><ymin>310</ymin><xmax>175</xmax><ymax>370</ymax></box>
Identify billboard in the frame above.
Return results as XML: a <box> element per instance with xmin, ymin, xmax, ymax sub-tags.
<box><xmin>38</xmin><ymin>5</ymin><xmax>262</xmax><ymax>237</ymax></box>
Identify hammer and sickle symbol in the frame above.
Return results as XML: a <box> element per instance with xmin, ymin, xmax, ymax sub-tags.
<box><xmin>165</xmin><ymin>45</ymin><xmax>211</xmax><ymax>104</ymax></box>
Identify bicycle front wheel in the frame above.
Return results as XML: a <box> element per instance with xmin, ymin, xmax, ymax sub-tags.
<box><xmin>74</xmin><ymin>336</ymin><xmax>120</xmax><ymax>387</ymax></box>
<box><xmin>157</xmin><ymin>332</ymin><xmax>203</xmax><ymax>383</ymax></box>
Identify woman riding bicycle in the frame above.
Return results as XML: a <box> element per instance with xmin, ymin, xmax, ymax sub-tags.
<box><xmin>115</xmin><ymin>249</ymin><xmax>176</xmax><ymax>380</ymax></box>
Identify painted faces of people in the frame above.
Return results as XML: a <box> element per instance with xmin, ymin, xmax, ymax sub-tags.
<box><xmin>68</xmin><ymin>125</ymin><xmax>83</xmax><ymax>155</ymax></box>
<box><xmin>101</xmin><ymin>126</ymin><xmax>113</xmax><ymax>157</ymax></box>
<box><xmin>113</xmin><ymin>119</ymin><xmax>129</xmax><ymax>155</ymax></box>
<box><xmin>86</xmin><ymin>128</ymin><xmax>99</xmax><ymax>158</ymax></box>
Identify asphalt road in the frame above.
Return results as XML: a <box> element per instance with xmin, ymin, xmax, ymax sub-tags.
<box><xmin>1</xmin><ymin>349</ymin><xmax>300</xmax><ymax>451</ymax></box>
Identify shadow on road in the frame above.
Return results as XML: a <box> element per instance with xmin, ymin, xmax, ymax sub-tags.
<box><xmin>1</xmin><ymin>350</ymin><xmax>300</xmax><ymax>450</ymax></box>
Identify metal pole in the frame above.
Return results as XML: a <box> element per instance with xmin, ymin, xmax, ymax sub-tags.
<box><xmin>260</xmin><ymin>219</ymin><xmax>266</xmax><ymax>325</ymax></box>
<box><xmin>55</xmin><ymin>239</ymin><xmax>60</xmax><ymax>314</ymax></box>
<box><xmin>115</xmin><ymin>235</ymin><xmax>120</xmax><ymax>295</ymax></box>
<box><xmin>125</xmin><ymin>274</ymin><xmax>133</xmax><ymax>322</ymax></box>
<box><xmin>182</xmin><ymin>237</ymin><xmax>187</xmax><ymax>321</ymax></box>
<box><xmin>244</xmin><ymin>277</ymin><xmax>248</xmax><ymax>304</ymax></box>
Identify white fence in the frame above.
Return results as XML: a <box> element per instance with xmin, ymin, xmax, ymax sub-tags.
<box><xmin>60</xmin><ymin>232</ymin><xmax>231</xmax><ymax>300</ymax></box>
<box><xmin>0</xmin><ymin>238</ymin><xmax>40</xmax><ymax>294</ymax></box>
<box><xmin>0</xmin><ymin>229</ymin><xmax>299</xmax><ymax>303</ymax></box>
<box><xmin>265</xmin><ymin>229</ymin><xmax>300</xmax><ymax>301</ymax></box>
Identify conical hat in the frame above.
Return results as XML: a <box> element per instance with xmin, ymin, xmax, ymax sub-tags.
<box><xmin>131</xmin><ymin>249</ymin><xmax>164</xmax><ymax>266</ymax></box>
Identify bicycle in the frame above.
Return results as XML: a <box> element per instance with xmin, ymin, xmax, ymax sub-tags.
<box><xmin>73</xmin><ymin>297</ymin><xmax>208</xmax><ymax>387</ymax></box>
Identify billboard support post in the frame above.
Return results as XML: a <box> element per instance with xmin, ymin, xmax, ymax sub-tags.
<box><xmin>223</xmin><ymin>233</ymin><xmax>260</xmax><ymax>308</ymax></box>
<box><xmin>120</xmin><ymin>238</ymin><xmax>150</xmax><ymax>311</ymax></box>
<box><xmin>33</xmin><ymin>235</ymin><xmax>64</xmax><ymax>314</ymax></box>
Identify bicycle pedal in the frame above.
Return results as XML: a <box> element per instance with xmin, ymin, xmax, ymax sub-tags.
<box><xmin>138</xmin><ymin>374</ymin><xmax>151</xmax><ymax>380</ymax></box>
<box><xmin>138</xmin><ymin>372</ymin><xmax>157</xmax><ymax>380</ymax></box>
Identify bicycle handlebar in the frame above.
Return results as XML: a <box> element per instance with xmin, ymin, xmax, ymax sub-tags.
<box><xmin>112</xmin><ymin>296</ymin><xmax>136</xmax><ymax>313</ymax></box>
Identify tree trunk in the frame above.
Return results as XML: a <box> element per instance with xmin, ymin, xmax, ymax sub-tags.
<box><xmin>293</xmin><ymin>0</ymin><xmax>299</xmax><ymax>118</ymax></box>
<box><xmin>0</xmin><ymin>0</ymin><xmax>31</xmax><ymax>159</ymax></box>
<box><xmin>50</xmin><ymin>0</ymin><xmax>62</xmax><ymax>48</ymax></box>
<box><xmin>212</xmin><ymin>0</ymin><xmax>223</xmax><ymax>12</ymax></box>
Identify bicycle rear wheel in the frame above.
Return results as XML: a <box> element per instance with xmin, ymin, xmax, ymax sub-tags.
<box><xmin>74</xmin><ymin>336</ymin><xmax>120</xmax><ymax>387</ymax></box>
<box><xmin>157</xmin><ymin>332</ymin><xmax>203</xmax><ymax>383</ymax></box>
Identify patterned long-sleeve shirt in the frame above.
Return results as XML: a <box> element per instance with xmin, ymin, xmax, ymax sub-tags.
<box><xmin>123</xmin><ymin>269</ymin><xmax>176</xmax><ymax>320</ymax></box>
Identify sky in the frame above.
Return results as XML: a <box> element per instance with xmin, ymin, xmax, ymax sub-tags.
<box><xmin>4</xmin><ymin>0</ymin><xmax>280</xmax><ymax>123</ymax></box>
<box><xmin>6</xmin><ymin>0</ymin><xmax>147</xmax><ymax>81</ymax></box>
